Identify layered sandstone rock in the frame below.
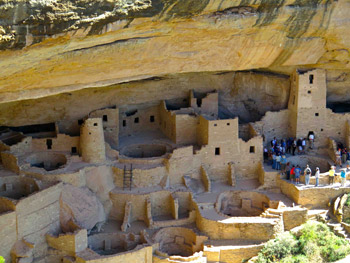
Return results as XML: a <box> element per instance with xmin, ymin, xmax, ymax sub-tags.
<box><xmin>0</xmin><ymin>0</ymin><xmax>349</xmax><ymax>106</ymax></box>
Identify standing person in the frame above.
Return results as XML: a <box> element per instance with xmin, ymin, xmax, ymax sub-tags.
<box><xmin>281</xmin><ymin>155</ymin><xmax>287</xmax><ymax>175</ymax></box>
<box><xmin>302</xmin><ymin>138</ymin><xmax>306</xmax><ymax>154</ymax></box>
<box><xmin>336</xmin><ymin>149</ymin><xmax>342</xmax><ymax>167</ymax></box>
<box><xmin>276</xmin><ymin>154</ymin><xmax>281</xmax><ymax>170</ymax></box>
<box><xmin>292</xmin><ymin>138</ymin><xmax>297</xmax><ymax>156</ymax></box>
<box><xmin>309</xmin><ymin>133</ymin><xmax>315</xmax><ymax>149</ymax></box>
<box><xmin>342</xmin><ymin>148</ymin><xmax>347</xmax><ymax>166</ymax></box>
<box><xmin>268</xmin><ymin>149</ymin><xmax>273</xmax><ymax>165</ymax></box>
<box><xmin>315</xmin><ymin>167</ymin><xmax>320</xmax><ymax>187</ymax></box>
<box><xmin>340</xmin><ymin>169</ymin><xmax>346</xmax><ymax>187</ymax></box>
<box><xmin>281</xmin><ymin>140</ymin><xmax>286</xmax><ymax>154</ymax></box>
<box><xmin>295</xmin><ymin>165</ymin><xmax>301</xmax><ymax>184</ymax></box>
<box><xmin>264</xmin><ymin>147</ymin><xmax>268</xmax><ymax>163</ymax></box>
<box><xmin>272</xmin><ymin>153</ymin><xmax>276</xmax><ymax>169</ymax></box>
<box><xmin>297</xmin><ymin>138</ymin><xmax>302</xmax><ymax>155</ymax></box>
<box><xmin>290</xmin><ymin>165</ymin><xmax>295</xmax><ymax>183</ymax></box>
<box><xmin>329</xmin><ymin>166</ymin><xmax>335</xmax><ymax>185</ymax></box>
<box><xmin>271</xmin><ymin>137</ymin><xmax>277</xmax><ymax>148</ymax></box>
<box><xmin>304</xmin><ymin>165</ymin><xmax>311</xmax><ymax>185</ymax></box>
<box><xmin>286</xmin><ymin>162</ymin><xmax>291</xmax><ymax>180</ymax></box>
<box><xmin>287</xmin><ymin>138</ymin><xmax>292</xmax><ymax>154</ymax></box>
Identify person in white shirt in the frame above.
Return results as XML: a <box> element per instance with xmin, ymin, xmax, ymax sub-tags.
<box><xmin>315</xmin><ymin>167</ymin><xmax>320</xmax><ymax>187</ymax></box>
<box><xmin>309</xmin><ymin>133</ymin><xmax>314</xmax><ymax>149</ymax></box>
<box><xmin>302</xmin><ymin>138</ymin><xmax>306</xmax><ymax>154</ymax></box>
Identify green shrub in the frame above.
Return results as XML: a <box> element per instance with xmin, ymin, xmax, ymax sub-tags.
<box><xmin>345</xmin><ymin>194</ymin><xmax>350</xmax><ymax>207</ymax></box>
<box><xmin>280</xmin><ymin>255</ymin><xmax>309</xmax><ymax>263</ymax></box>
<box><xmin>0</xmin><ymin>256</ymin><xmax>5</xmax><ymax>263</ymax></box>
<box><xmin>256</xmin><ymin>221</ymin><xmax>350</xmax><ymax>263</ymax></box>
<box><xmin>298</xmin><ymin>221</ymin><xmax>350</xmax><ymax>262</ymax></box>
<box><xmin>256</xmin><ymin>232</ymin><xmax>298</xmax><ymax>263</ymax></box>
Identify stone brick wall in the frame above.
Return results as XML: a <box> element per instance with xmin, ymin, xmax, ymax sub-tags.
<box><xmin>0</xmin><ymin>211</ymin><xmax>16</xmax><ymax>262</ymax></box>
<box><xmin>175</xmin><ymin>115</ymin><xmax>198</xmax><ymax>145</ymax></box>
<box><xmin>47</xmin><ymin>229</ymin><xmax>88</xmax><ymax>255</ymax></box>
<box><xmin>76</xmin><ymin>245</ymin><xmax>153</xmax><ymax>263</ymax></box>
<box><xmin>16</xmin><ymin>182</ymin><xmax>63</xmax><ymax>260</ymax></box>
<box><xmin>80</xmin><ymin>118</ymin><xmax>106</xmax><ymax>163</ymax></box>
<box><xmin>159</xmin><ymin>102</ymin><xmax>177</xmax><ymax>143</ymax></box>
<box><xmin>32</xmin><ymin>134</ymin><xmax>79</xmax><ymax>153</ymax></box>
<box><xmin>119</xmin><ymin>106</ymin><xmax>159</xmax><ymax>137</ymax></box>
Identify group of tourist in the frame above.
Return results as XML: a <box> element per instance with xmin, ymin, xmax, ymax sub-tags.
<box><xmin>264</xmin><ymin>135</ymin><xmax>349</xmax><ymax>187</ymax></box>
<box><xmin>335</xmin><ymin>143</ymin><xmax>350</xmax><ymax>167</ymax></box>
<box><xmin>265</xmin><ymin>136</ymin><xmax>314</xmax><ymax>158</ymax></box>
<box><xmin>283</xmin><ymin>164</ymin><xmax>349</xmax><ymax>187</ymax></box>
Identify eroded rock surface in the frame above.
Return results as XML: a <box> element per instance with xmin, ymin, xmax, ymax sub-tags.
<box><xmin>60</xmin><ymin>184</ymin><xmax>106</xmax><ymax>233</ymax></box>
<box><xmin>0</xmin><ymin>0</ymin><xmax>349</xmax><ymax>105</ymax></box>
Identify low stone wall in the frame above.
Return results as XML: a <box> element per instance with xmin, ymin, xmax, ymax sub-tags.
<box><xmin>282</xmin><ymin>207</ymin><xmax>308</xmax><ymax>231</ymax></box>
<box><xmin>76</xmin><ymin>245</ymin><xmax>153</xmax><ymax>263</ymax></box>
<box><xmin>1</xmin><ymin>151</ymin><xmax>19</xmax><ymax>173</ymax></box>
<box><xmin>216</xmin><ymin>190</ymin><xmax>270</xmax><ymax>215</ymax></box>
<box><xmin>279</xmin><ymin>180</ymin><xmax>300</xmax><ymax>204</ymax></box>
<box><xmin>153</xmin><ymin>252</ymin><xmax>206</xmax><ymax>263</ymax></box>
<box><xmin>110</xmin><ymin>190</ymin><xmax>192</xmax><ymax>223</ymax></box>
<box><xmin>112</xmin><ymin>165</ymin><xmax>167</xmax><ymax>188</ymax></box>
<box><xmin>152</xmin><ymin>210</ymin><xmax>196</xmax><ymax>228</ymax></box>
<box><xmin>196</xmin><ymin>211</ymin><xmax>282</xmax><ymax>241</ymax></box>
<box><xmin>280</xmin><ymin>180</ymin><xmax>350</xmax><ymax>208</ymax></box>
<box><xmin>203</xmin><ymin>243</ymin><xmax>265</xmax><ymax>263</ymax></box>
<box><xmin>47</xmin><ymin>229</ymin><xmax>88</xmax><ymax>255</ymax></box>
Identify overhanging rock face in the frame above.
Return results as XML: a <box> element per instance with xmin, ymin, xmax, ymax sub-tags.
<box><xmin>0</xmin><ymin>0</ymin><xmax>349</xmax><ymax>104</ymax></box>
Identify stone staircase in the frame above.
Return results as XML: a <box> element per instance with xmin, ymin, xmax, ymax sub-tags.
<box><xmin>307</xmin><ymin>209</ymin><xmax>328</xmax><ymax>220</ymax></box>
<box><xmin>260</xmin><ymin>208</ymin><xmax>282</xmax><ymax>219</ymax></box>
<box><xmin>260</xmin><ymin>202</ymin><xmax>286</xmax><ymax>219</ymax></box>
<box><xmin>316</xmin><ymin>210</ymin><xmax>350</xmax><ymax>243</ymax></box>
<box><xmin>327</xmin><ymin>221</ymin><xmax>350</xmax><ymax>241</ymax></box>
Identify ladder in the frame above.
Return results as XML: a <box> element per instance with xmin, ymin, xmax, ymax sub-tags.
<box><xmin>123</xmin><ymin>164</ymin><xmax>133</xmax><ymax>191</ymax></box>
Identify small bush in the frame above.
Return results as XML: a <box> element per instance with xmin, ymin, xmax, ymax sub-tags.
<box><xmin>256</xmin><ymin>221</ymin><xmax>350</xmax><ymax>263</ymax></box>
<box><xmin>257</xmin><ymin>232</ymin><xmax>298</xmax><ymax>263</ymax></box>
<box><xmin>0</xmin><ymin>256</ymin><xmax>5</xmax><ymax>263</ymax></box>
<box><xmin>345</xmin><ymin>194</ymin><xmax>350</xmax><ymax>207</ymax></box>
<box><xmin>280</xmin><ymin>255</ymin><xmax>309</xmax><ymax>263</ymax></box>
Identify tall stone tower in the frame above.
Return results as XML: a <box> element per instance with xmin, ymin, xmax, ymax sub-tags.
<box><xmin>80</xmin><ymin>118</ymin><xmax>106</xmax><ymax>163</ymax></box>
<box><xmin>288</xmin><ymin>69</ymin><xmax>327</xmax><ymax>141</ymax></box>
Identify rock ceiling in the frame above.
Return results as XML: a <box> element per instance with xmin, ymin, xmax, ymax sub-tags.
<box><xmin>0</xmin><ymin>0</ymin><xmax>349</xmax><ymax>115</ymax></box>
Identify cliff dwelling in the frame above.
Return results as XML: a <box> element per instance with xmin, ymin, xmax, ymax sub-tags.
<box><xmin>1</xmin><ymin>1</ymin><xmax>350</xmax><ymax>263</ymax></box>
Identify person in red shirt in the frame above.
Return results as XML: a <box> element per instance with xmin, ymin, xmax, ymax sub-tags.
<box><xmin>290</xmin><ymin>165</ymin><xmax>295</xmax><ymax>183</ymax></box>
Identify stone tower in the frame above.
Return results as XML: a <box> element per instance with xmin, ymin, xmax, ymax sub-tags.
<box><xmin>80</xmin><ymin>118</ymin><xmax>106</xmax><ymax>163</ymax></box>
<box><xmin>288</xmin><ymin>69</ymin><xmax>327</xmax><ymax>141</ymax></box>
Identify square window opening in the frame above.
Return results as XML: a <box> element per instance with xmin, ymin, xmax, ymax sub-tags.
<box><xmin>122</xmin><ymin>120</ymin><xmax>126</xmax><ymax>127</ymax></box>
<box><xmin>227</xmin><ymin>123</ymin><xmax>230</xmax><ymax>126</ymax></box>
<box><xmin>46</xmin><ymin>139</ymin><xmax>52</xmax><ymax>150</ymax></box>
<box><xmin>103</xmin><ymin>115</ymin><xmax>108</xmax><ymax>122</ymax></box>
<box><xmin>134</xmin><ymin>117</ymin><xmax>139</xmax><ymax>123</ymax></box>
<box><xmin>315</xmin><ymin>113</ymin><xmax>319</xmax><ymax>116</ymax></box>
<box><xmin>215</xmin><ymin>147</ymin><xmax>220</xmax><ymax>156</ymax></box>
<box><xmin>71</xmin><ymin>147</ymin><xmax>77</xmax><ymax>154</ymax></box>
<box><xmin>94</xmin><ymin>123</ymin><xmax>98</xmax><ymax>126</ymax></box>
<box><xmin>309</xmin><ymin>74</ymin><xmax>314</xmax><ymax>84</ymax></box>
<box><xmin>214</xmin><ymin>123</ymin><xmax>217</xmax><ymax>127</ymax></box>
<box><xmin>150</xmin><ymin>116</ymin><xmax>155</xmax><ymax>123</ymax></box>
<box><xmin>308</xmin><ymin>90</ymin><xmax>311</xmax><ymax>94</ymax></box>
<box><xmin>78</xmin><ymin>119</ymin><xmax>83</xmax><ymax>125</ymax></box>
<box><xmin>250</xmin><ymin>146</ymin><xmax>255</xmax><ymax>153</ymax></box>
